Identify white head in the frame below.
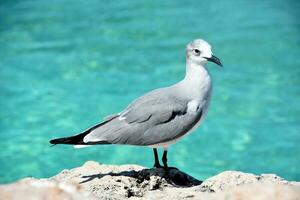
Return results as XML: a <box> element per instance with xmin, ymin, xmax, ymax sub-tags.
<box><xmin>186</xmin><ymin>39</ymin><xmax>222</xmax><ymax>67</ymax></box>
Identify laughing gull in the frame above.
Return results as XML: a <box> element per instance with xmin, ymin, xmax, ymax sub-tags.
<box><xmin>50</xmin><ymin>38</ymin><xmax>222</xmax><ymax>171</ymax></box>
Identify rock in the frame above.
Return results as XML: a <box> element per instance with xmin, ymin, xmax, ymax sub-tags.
<box><xmin>0</xmin><ymin>161</ymin><xmax>299</xmax><ymax>200</ymax></box>
<box><xmin>209</xmin><ymin>183</ymin><xmax>300</xmax><ymax>200</ymax></box>
<box><xmin>51</xmin><ymin>161</ymin><xmax>201</xmax><ymax>199</ymax></box>
<box><xmin>199</xmin><ymin>171</ymin><xmax>291</xmax><ymax>192</ymax></box>
<box><xmin>0</xmin><ymin>177</ymin><xmax>96</xmax><ymax>200</ymax></box>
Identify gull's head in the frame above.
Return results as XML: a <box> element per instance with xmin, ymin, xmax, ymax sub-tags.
<box><xmin>186</xmin><ymin>39</ymin><xmax>222</xmax><ymax>67</ymax></box>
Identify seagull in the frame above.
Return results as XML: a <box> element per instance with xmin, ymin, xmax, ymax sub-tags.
<box><xmin>50</xmin><ymin>38</ymin><xmax>222</xmax><ymax>172</ymax></box>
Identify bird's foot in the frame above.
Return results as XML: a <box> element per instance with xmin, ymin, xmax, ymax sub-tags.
<box><xmin>153</xmin><ymin>162</ymin><xmax>163</xmax><ymax>168</ymax></box>
<box><xmin>166</xmin><ymin>166</ymin><xmax>178</xmax><ymax>170</ymax></box>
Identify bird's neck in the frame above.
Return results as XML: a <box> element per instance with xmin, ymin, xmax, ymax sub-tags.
<box><xmin>176</xmin><ymin>60</ymin><xmax>212</xmax><ymax>101</ymax></box>
<box><xmin>184</xmin><ymin>60</ymin><xmax>211</xmax><ymax>84</ymax></box>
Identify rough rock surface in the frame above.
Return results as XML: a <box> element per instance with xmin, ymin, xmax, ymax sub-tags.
<box><xmin>0</xmin><ymin>177</ymin><xmax>96</xmax><ymax>200</ymax></box>
<box><xmin>1</xmin><ymin>161</ymin><xmax>299</xmax><ymax>200</ymax></box>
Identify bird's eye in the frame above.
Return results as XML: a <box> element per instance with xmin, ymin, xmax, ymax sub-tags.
<box><xmin>193</xmin><ymin>49</ymin><xmax>201</xmax><ymax>55</ymax></box>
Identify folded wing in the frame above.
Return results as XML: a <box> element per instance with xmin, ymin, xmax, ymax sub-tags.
<box><xmin>83</xmin><ymin>90</ymin><xmax>203</xmax><ymax>146</ymax></box>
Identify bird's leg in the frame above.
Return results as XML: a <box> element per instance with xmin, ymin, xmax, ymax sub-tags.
<box><xmin>162</xmin><ymin>150</ymin><xmax>169</xmax><ymax>173</ymax></box>
<box><xmin>153</xmin><ymin>148</ymin><xmax>163</xmax><ymax>168</ymax></box>
<box><xmin>162</xmin><ymin>150</ymin><xmax>182</xmax><ymax>187</ymax></box>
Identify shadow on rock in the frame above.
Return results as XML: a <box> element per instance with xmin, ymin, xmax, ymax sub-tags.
<box><xmin>80</xmin><ymin>167</ymin><xmax>202</xmax><ymax>187</ymax></box>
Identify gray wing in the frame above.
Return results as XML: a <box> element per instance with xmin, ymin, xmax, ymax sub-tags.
<box><xmin>83</xmin><ymin>90</ymin><xmax>203</xmax><ymax>146</ymax></box>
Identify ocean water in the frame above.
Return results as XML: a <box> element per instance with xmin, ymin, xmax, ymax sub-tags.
<box><xmin>1</xmin><ymin>0</ymin><xmax>300</xmax><ymax>183</ymax></box>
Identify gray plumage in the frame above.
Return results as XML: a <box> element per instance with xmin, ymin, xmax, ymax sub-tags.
<box><xmin>83</xmin><ymin>87</ymin><xmax>204</xmax><ymax>146</ymax></box>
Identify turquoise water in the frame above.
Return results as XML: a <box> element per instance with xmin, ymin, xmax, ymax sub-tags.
<box><xmin>1</xmin><ymin>0</ymin><xmax>300</xmax><ymax>183</ymax></box>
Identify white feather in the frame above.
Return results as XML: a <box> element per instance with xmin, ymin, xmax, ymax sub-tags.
<box><xmin>118</xmin><ymin>116</ymin><xmax>126</xmax><ymax>120</ymax></box>
<box><xmin>73</xmin><ymin>145</ymin><xmax>92</xmax><ymax>148</ymax></box>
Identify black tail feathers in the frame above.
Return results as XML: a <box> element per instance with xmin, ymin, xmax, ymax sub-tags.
<box><xmin>50</xmin><ymin>118</ymin><xmax>117</xmax><ymax>146</ymax></box>
<box><xmin>49</xmin><ymin>132</ymin><xmax>88</xmax><ymax>145</ymax></box>
<box><xmin>49</xmin><ymin>132</ymin><xmax>111</xmax><ymax>145</ymax></box>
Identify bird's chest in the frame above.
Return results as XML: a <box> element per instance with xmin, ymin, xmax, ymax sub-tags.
<box><xmin>185</xmin><ymin>85</ymin><xmax>212</xmax><ymax>135</ymax></box>
<box><xmin>186</xmin><ymin>80</ymin><xmax>212</xmax><ymax>115</ymax></box>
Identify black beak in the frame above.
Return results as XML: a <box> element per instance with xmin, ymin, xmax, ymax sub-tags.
<box><xmin>205</xmin><ymin>55</ymin><xmax>223</xmax><ymax>67</ymax></box>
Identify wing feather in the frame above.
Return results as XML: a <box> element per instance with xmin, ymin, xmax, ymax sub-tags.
<box><xmin>83</xmin><ymin>89</ymin><xmax>203</xmax><ymax>146</ymax></box>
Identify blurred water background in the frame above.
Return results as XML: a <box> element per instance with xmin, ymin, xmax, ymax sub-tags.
<box><xmin>1</xmin><ymin>0</ymin><xmax>300</xmax><ymax>183</ymax></box>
